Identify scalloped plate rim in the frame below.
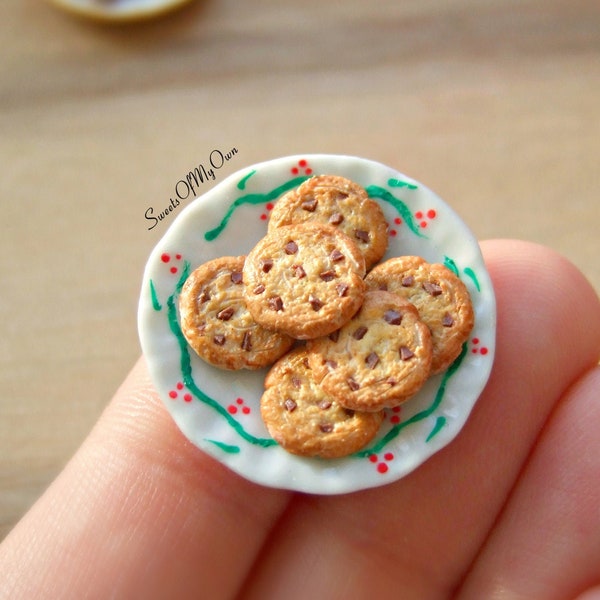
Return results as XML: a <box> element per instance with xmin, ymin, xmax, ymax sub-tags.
<box><xmin>137</xmin><ymin>154</ymin><xmax>497</xmax><ymax>495</ymax></box>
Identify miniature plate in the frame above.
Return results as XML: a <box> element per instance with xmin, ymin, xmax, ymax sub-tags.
<box><xmin>138</xmin><ymin>155</ymin><xmax>496</xmax><ymax>494</ymax></box>
<box><xmin>48</xmin><ymin>0</ymin><xmax>194</xmax><ymax>22</ymax></box>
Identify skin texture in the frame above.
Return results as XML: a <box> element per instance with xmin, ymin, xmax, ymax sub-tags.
<box><xmin>1</xmin><ymin>239</ymin><xmax>599</xmax><ymax>600</ymax></box>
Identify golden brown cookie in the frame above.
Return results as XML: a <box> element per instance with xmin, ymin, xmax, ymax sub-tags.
<box><xmin>243</xmin><ymin>222</ymin><xmax>367</xmax><ymax>340</ymax></box>
<box><xmin>268</xmin><ymin>175</ymin><xmax>389</xmax><ymax>270</ymax></box>
<box><xmin>260</xmin><ymin>348</ymin><xmax>384</xmax><ymax>458</ymax></box>
<box><xmin>365</xmin><ymin>256</ymin><xmax>474</xmax><ymax>373</ymax></box>
<box><xmin>179</xmin><ymin>256</ymin><xmax>294</xmax><ymax>370</ymax></box>
<box><xmin>307</xmin><ymin>291</ymin><xmax>433</xmax><ymax>412</ymax></box>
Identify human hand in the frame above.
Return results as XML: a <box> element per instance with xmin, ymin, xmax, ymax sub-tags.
<box><xmin>1</xmin><ymin>240</ymin><xmax>599</xmax><ymax>599</ymax></box>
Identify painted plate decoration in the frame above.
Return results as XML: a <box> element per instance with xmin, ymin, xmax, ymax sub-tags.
<box><xmin>137</xmin><ymin>154</ymin><xmax>496</xmax><ymax>494</ymax></box>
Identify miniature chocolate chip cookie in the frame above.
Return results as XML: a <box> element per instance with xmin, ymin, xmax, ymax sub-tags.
<box><xmin>365</xmin><ymin>256</ymin><xmax>474</xmax><ymax>373</ymax></box>
<box><xmin>260</xmin><ymin>348</ymin><xmax>384</xmax><ymax>458</ymax></box>
<box><xmin>179</xmin><ymin>256</ymin><xmax>294</xmax><ymax>370</ymax></box>
<box><xmin>268</xmin><ymin>175</ymin><xmax>389</xmax><ymax>269</ymax></box>
<box><xmin>307</xmin><ymin>291</ymin><xmax>433</xmax><ymax>412</ymax></box>
<box><xmin>243</xmin><ymin>222</ymin><xmax>367</xmax><ymax>340</ymax></box>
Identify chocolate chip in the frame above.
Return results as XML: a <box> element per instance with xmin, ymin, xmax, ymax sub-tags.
<box><xmin>329</xmin><ymin>212</ymin><xmax>344</xmax><ymax>225</ymax></box>
<box><xmin>383</xmin><ymin>310</ymin><xmax>402</xmax><ymax>325</ymax></box>
<box><xmin>401</xmin><ymin>275</ymin><xmax>415</xmax><ymax>287</ymax></box>
<box><xmin>365</xmin><ymin>352</ymin><xmax>379</xmax><ymax>369</ymax></box>
<box><xmin>292</xmin><ymin>264</ymin><xmax>306</xmax><ymax>278</ymax></box>
<box><xmin>319</xmin><ymin>270</ymin><xmax>336</xmax><ymax>282</ymax></box>
<box><xmin>330</xmin><ymin>249</ymin><xmax>344</xmax><ymax>262</ymax></box>
<box><xmin>217</xmin><ymin>307</ymin><xmax>235</xmax><ymax>321</ymax></box>
<box><xmin>328</xmin><ymin>330</ymin><xmax>340</xmax><ymax>342</ymax></box>
<box><xmin>197</xmin><ymin>323</ymin><xmax>206</xmax><ymax>335</ymax></box>
<box><xmin>213</xmin><ymin>334</ymin><xmax>226</xmax><ymax>346</ymax></box>
<box><xmin>423</xmin><ymin>281</ymin><xmax>443</xmax><ymax>296</ymax></box>
<box><xmin>301</xmin><ymin>198</ymin><xmax>318</xmax><ymax>212</ymax></box>
<box><xmin>268</xmin><ymin>296</ymin><xmax>284</xmax><ymax>311</ymax></box>
<box><xmin>354</xmin><ymin>229</ymin><xmax>370</xmax><ymax>243</ymax></box>
<box><xmin>325</xmin><ymin>359</ymin><xmax>338</xmax><ymax>370</ymax></box>
<box><xmin>318</xmin><ymin>400</ymin><xmax>332</xmax><ymax>410</ymax></box>
<box><xmin>353</xmin><ymin>326</ymin><xmax>368</xmax><ymax>340</ymax></box>
<box><xmin>284</xmin><ymin>398</ymin><xmax>297</xmax><ymax>412</ymax></box>
<box><xmin>399</xmin><ymin>346</ymin><xmax>414</xmax><ymax>361</ymax></box>
<box><xmin>309</xmin><ymin>295</ymin><xmax>323</xmax><ymax>311</ymax></box>
<box><xmin>336</xmin><ymin>283</ymin><xmax>349</xmax><ymax>297</ymax></box>
<box><xmin>347</xmin><ymin>378</ymin><xmax>360</xmax><ymax>391</ymax></box>
<box><xmin>335</xmin><ymin>191</ymin><xmax>349</xmax><ymax>200</ymax></box>
<box><xmin>260</xmin><ymin>259</ymin><xmax>274</xmax><ymax>273</ymax></box>
<box><xmin>284</xmin><ymin>241</ymin><xmax>298</xmax><ymax>255</ymax></box>
<box><xmin>442</xmin><ymin>312</ymin><xmax>454</xmax><ymax>327</ymax></box>
<box><xmin>199</xmin><ymin>289</ymin><xmax>210</xmax><ymax>303</ymax></box>
<box><xmin>378</xmin><ymin>283</ymin><xmax>388</xmax><ymax>291</ymax></box>
<box><xmin>319</xmin><ymin>423</ymin><xmax>334</xmax><ymax>433</ymax></box>
<box><xmin>344</xmin><ymin>408</ymin><xmax>355</xmax><ymax>417</ymax></box>
<box><xmin>230</xmin><ymin>271</ymin><xmax>243</xmax><ymax>284</ymax></box>
<box><xmin>253</xmin><ymin>284</ymin><xmax>266</xmax><ymax>295</ymax></box>
<box><xmin>241</xmin><ymin>331</ymin><xmax>252</xmax><ymax>351</ymax></box>
<box><xmin>291</xmin><ymin>377</ymin><xmax>302</xmax><ymax>389</ymax></box>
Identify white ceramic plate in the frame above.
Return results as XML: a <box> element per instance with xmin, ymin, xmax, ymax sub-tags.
<box><xmin>48</xmin><ymin>0</ymin><xmax>194</xmax><ymax>22</ymax></box>
<box><xmin>138</xmin><ymin>155</ymin><xmax>496</xmax><ymax>494</ymax></box>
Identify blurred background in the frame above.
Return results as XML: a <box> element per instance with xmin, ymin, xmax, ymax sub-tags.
<box><xmin>1</xmin><ymin>0</ymin><xmax>598</xmax><ymax>540</ymax></box>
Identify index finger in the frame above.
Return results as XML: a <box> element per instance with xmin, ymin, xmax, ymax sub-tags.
<box><xmin>0</xmin><ymin>357</ymin><xmax>292</xmax><ymax>599</ymax></box>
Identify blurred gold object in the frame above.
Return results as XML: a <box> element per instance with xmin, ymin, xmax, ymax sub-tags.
<box><xmin>48</xmin><ymin>0</ymin><xmax>195</xmax><ymax>22</ymax></box>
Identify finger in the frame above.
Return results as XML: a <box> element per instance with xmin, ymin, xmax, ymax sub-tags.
<box><xmin>0</xmin><ymin>357</ymin><xmax>292</xmax><ymax>599</ymax></box>
<box><xmin>575</xmin><ymin>589</ymin><xmax>600</xmax><ymax>600</ymax></box>
<box><xmin>457</xmin><ymin>366</ymin><xmax>600</xmax><ymax>599</ymax></box>
<box><xmin>240</xmin><ymin>240</ymin><xmax>600</xmax><ymax>599</ymax></box>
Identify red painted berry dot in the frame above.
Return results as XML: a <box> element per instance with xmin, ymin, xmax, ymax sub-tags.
<box><xmin>473</xmin><ymin>338</ymin><xmax>479</xmax><ymax>345</ymax></box>
<box><xmin>305</xmin><ymin>168</ymin><xmax>313</xmax><ymax>175</ymax></box>
<box><xmin>176</xmin><ymin>382</ymin><xmax>184</xmax><ymax>390</ymax></box>
<box><xmin>228</xmin><ymin>405</ymin><xmax>238</xmax><ymax>414</ymax></box>
<box><xmin>420</xmin><ymin>221</ymin><xmax>428</xmax><ymax>228</ymax></box>
<box><xmin>481</xmin><ymin>347</ymin><xmax>488</xmax><ymax>355</ymax></box>
<box><xmin>384</xmin><ymin>452</ymin><xmax>394</xmax><ymax>461</ymax></box>
<box><xmin>183</xmin><ymin>393</ymin><xmax>192</xmax><ymax>402</ymax></box>
<box><xmin>389</xmin><ymin>230</ymin><xmax>397</xmax><ymax>237</ymax></box>
<box><xmin>176</xmin><ymin>254</ymin><xmax>182</xmax><ymax>260</ymax></box>
<box><xmin>390</xmin><ymin>415</ymin><xmax>400</xmax><ymax>424</ymax></box>
<box><xmin>472</xmin><ymin>348</ymin><xmax>478</xmax><ymax>354</ymax></box>
<box><xmin>415</xmin><ymin>211</ymin><xmax>423</xmax><ymax>219</ymax></box>
<box><xmin>427</xmin><ymin>209</ymin><xmax>437</xmax><ymax>219</ymax></box>
<box><xmin>392</xmin><ymin>406</ymin><xmax>401</xmax><ymax>412</ymax></box>
<box><xmin>236</xmin><ymin>397</ymin><xmax>244</xmax><ymax>405</ymax></box>
<box><xmin>299</xmin><ymin>159</ymin><xmax>307</xmax><ymax>167</ymax></box>
<box><xmin>377</xmin><ymin>463</ymin><xmax>389</xmax><ymax>474</ymax></box>
<box><xmin>394</xmin><ymin>217</ymin><xmax>402</xmax><ymax>225</ymax></box>
<box><xmin>260</xmin><ymin>214</ymin><xmax>267</xmax><ymax>220</ymax></box>
<box><xmin>291</xmin><ymin>167</ymin><xmax>299</xmax><ymax>175</ymax></box>
<box><xmin>242</xmin><ymin>406</ymin><xmax>251</xmax><ymax>415</ymax></box>
<box><xmin>169</xmin><ymin>390</ymin><xmax>177</xmax><ymax>399</ymax></box>
<box><xmin>170</xmin><ymin>266</ymin><xmax>178</xmax><ymax>274</ymax></box>
<box><xmin>266</xmin><ymin>203</ymin><xmax>274</xmax><ymax>210</ymax></box>
<box><xmin>369</xmin><ymin>454</ymin><xmax>378</xmax><ymax>463</ymax></box>
<box><xmin>161</xmin><ymin>253</ymin><xmax>170</xmax><ymax>263</ymax></box>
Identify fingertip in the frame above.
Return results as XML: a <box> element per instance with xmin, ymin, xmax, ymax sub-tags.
<box><xmin>481</xmin><ymin>239</ymin><xmax>600</xmax><ymax>376</ymax></box>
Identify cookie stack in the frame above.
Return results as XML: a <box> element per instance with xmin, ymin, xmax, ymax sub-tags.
<box><xmin>179</xmin><ymin>176</ymin><xmax>474</xmax><ymax>458</ymax></box>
